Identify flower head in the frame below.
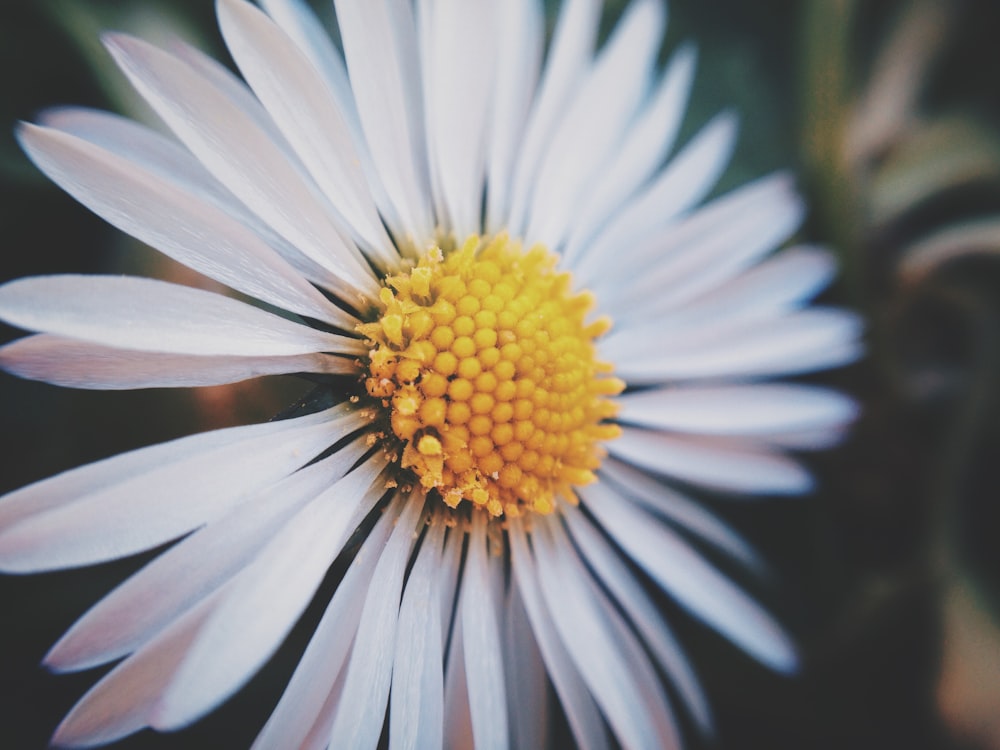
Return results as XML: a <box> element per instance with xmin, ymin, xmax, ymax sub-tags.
<box><xmin>0</xmin><ymin>0</ymin><xmax>861</xmax><ymax>747</ymax></box>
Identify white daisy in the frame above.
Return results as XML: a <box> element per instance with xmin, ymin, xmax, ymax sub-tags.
<box><xmin>0</xmin><ymin>0</ymin><xmax>862</xmax><ymax>747</ymax></box>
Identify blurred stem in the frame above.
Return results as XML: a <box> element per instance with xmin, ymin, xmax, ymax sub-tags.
<box><xmin>799</xmin><ymin>0</ymin><xmax>864</xmax><ymax>306</ymax></box>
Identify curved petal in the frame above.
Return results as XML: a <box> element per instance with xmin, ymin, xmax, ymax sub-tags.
<box><xmin>45</xmin><ymin>441</ymin><xmax>374</xmax><ymax>673</ymax></box>
<box><xmin>0</xmin><ymin>334</ymin><xmax>357</xmax><ymax>390</ymax></box>
<box><xmin>562</xmin><ymin>504</ymin><xmax>711</xmax><ymax>733</ymax></box>
<box><xmin>564</xmin><ymin>42</ymin><xmax>697</xmax><ymax>256</ymax></box>
<box><xmin>485</xmin><ymin>0</ymin><xmax>543</xmax><ymax>234</ymax></box>
<box><xmin>582</xmin><ymin>481</ymin><xmax>799</xmax><ymax>673</ymax></box>
<box><xmin>104</xmin><ymin>33</ymin><xmax>376</xmax><ymax>297</ymax></box>
<box><xmin>0</xmin><ymin>406</ymin><xmax>367</xmax><ymax>572</ymax></box>
<box><xmin>0</xmin><ymin>275</ymin><xmax>363</xmax><ymax>358</ymax></box>
<box><xmin>250</xmin><ymin>500</ymin><xmax>399</xmax><ymax>750</ymax></box>
<box><xmin>573</xmin><ymin>111</ymin><xmax>738</xmax><ymax>281</ymax></box>
<box><xmin>505</xmin><ymin>0</ymin><xmax>602</xmax><ymax>237</ymax></box>
<box><xmin>609</xmin><ymin>426</ymin><xmax>814</xmax><ymax>495</ymax></box>
<box><xmin>333</xmin><ymin>0</ymin><xmax>433</xmax><ymax>243</ymax></box>
<box><xmin>389</xmin><ymin>522</ymin><xmax>445</xmax><ymax>750</ymax></box>
<box><xmin>218</xmin><ymin>0</ymin><xmax>395</xmax><ymax>264</ymax></box>
<box><xmin>151</xmin><ymin>460</ymin><xmax>391</xmax><ymax>729</ymax></box>
<box><xmin>323</xmin><ymin>494</ymin><xmax>424</xmax><ymax>747</ymax></box>
<box><xmin>616</xmin><ymin>384</ymin><xmax>859</xmax><ymax>437</ymax></box>
<box><xmin>459</xmin><ymin>512</ymin><xmax>509</xmax><ymax>750</ymax></box>
<box><xmin>508</xmin><ymin>521</ymin><xmax>610</xmax><ymax>750</ymax></box>
<box><xmin>525</xmin><ymin>0</ymin><xmax>666</xmax><ymax>250</ymax></box>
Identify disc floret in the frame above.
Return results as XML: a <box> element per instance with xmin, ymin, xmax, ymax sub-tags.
<box><xmin>359</xmin><ymin>234</ymin><xmax>623</xmax><ymax>517</ymax></box>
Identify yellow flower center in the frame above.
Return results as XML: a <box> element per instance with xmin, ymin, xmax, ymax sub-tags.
<box><xmin>358</xmin><ymin>234</ymin><xmax>623</xmax><ymax>518</ymax></box>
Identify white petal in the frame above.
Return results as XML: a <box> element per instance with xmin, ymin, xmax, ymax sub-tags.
<box><xmin>421</xmin><ymin>0</ymin><xmax>496</xmax><ymax>239</ymax></box>
<box><xmin>17</xmin><ymin>122</ymin><xmax>356</xmax><ymax>328</ymax></box>
<box><xmin>104</xmin><ymin>33</ymin><xmax>377</xmax><ymax>296</ymax></box>
<box><xmin>218</xmin><ymin>0</ymin><xmax>395</xmax><ymax>264</ymax></box>
<box><xmin>152</xmin><ymin>459</ymin><xmax>390</xmax><ymax>730</ymax></box>
<box><xmin>506</xmin><ymin>0</ymin><xmax>602</xmax><ymax>237</ymax></box>
<box><xmin>574</xmin><ymin>111</ymin><xmax>738</xmax><ymax>281</ymax></box>
<box><xmin>251</xmin><ymin>499</ymin><xmax>400</xmax><ymax>750</ymax></box>
<box><xmin>45</xmin><ymin>441</ymin><xmax>374</xmax><ymax>673</ymax></box>
<box><xmin>601</xmin><ymin>176</ymin><xmax>805</xmax><ymax>320</ymax></box>
<box><xmin>36</xmin><ymin>106</ymin><xmax>344</xmax><ymax>290</ymax></box>
<box><xmin>616</xmin><ymin>384</ymin><xmax>859</xmax><ymax>437</ymax></box>
<box><xmin>485</xmin><ymin>0</ymin><xmax>543</xmax><ymax>234</ymax></box>
<box><xmin>599</xmin><ymin>458</ymin><xmax>761</xmax><ymax>568</ymax></box>
<box><xmin>525</xmin><ymin>0</ymin><xmax>666</xmax><ymax>250</ymax></box>
<box><xmin>659</xmin><ymin>244</ymin><xmax>838</xmax><ymax>329</ymax></box>
<box><xmin>610</xmin><ymin>426</ymin><xmax>814</xmax><ymax>495</ymax></box>
<box><xmin>0</xmin><ymin>275</ymin><xmax>363</xmax><ymax>357</ymax></box>
<box><xmin>51</xmin><ymin>589</ymin><xmax>224</xmax><ymax>748</ymax></box>
<box><xmin>325</xmin><ymin>494</ymin><xmax>424</xmax><ymax>748</ymax></box>
<box><xmin>508</xmin><ymin>520</ymin><xmax>610</xmax><ymax>750</ymax></box>
<box><xmin>389</xmin><ymin>523</ymin><xmax>445</xmax><ymax>750</ymax></box>
<box><xmin>334</xmin><ymin>0</ymin><xmax>433</xmax><ymax>243</ymax></box>
<box><xmin>582</xmin><ymin>481</ymin><xmax>799</xmax><ymax>673</ymax></box>
<box><xmin>0</xmin><ymin>334</ymin><xmax>356</xmax><ymax>390</ymax></box>
<box><xmin>442</xmin><ymin>598</ymin><xmax>475</xmax><ymax>750</ymax></box>
<box><xmin>564</xmin><ymin>43</ymin><xmax>697</xmax><ymax>256</ymax></box>
<box><xmin>503</xmin><ymin>581</ymin><xmax>550</xmax><ymax>750</ymax></box>
<box><xmin>459</xmin><ymin>513</ymin><xmax>509</xmax><ymax>750</ymax></box>
<box><xmin>562</xmin><ymin>504</ymin><xmax>711</xmax><ymax>733</ymax></box>
<box><xmin>529</xmin><ymin>517</ymin><xmax>670</xmax><ymax>750</ymax></box>
<box><xmin>606</xmin><ymin>308</ymin><xmax>864</xmax><ymax>383</ymax></box>
<box><xmin>0</xmin><ymin>405</ymin><xmax>366</xmax><ymax>572</ymax></box>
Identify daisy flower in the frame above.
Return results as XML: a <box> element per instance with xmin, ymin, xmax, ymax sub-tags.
<box><xmin>0</xmin><ymin>0</ymin><xmax>862</xmax><ymax>747</ymax></box>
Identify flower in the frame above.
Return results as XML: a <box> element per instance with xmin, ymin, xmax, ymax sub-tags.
<box><xmin>0</xmin><ymin>0</ymin><xmax>862</xmax><ymax>747</ymax></box>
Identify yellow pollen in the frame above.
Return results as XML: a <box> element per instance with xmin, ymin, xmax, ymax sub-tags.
<box><xmin>358</xmin><ymin>234</ymin><xmax>623</xmax><ymax>517</ymax></box>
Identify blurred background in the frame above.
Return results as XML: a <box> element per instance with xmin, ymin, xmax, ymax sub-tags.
<box><xmin>2</xmin><ymin>0</ymin><xmax>1000</xmax><ymax>747</ymax></box>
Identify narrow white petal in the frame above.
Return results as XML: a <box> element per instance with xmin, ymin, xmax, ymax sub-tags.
<box><xmin>599</xmin><ymin>458</ymin><xmax>761</xmax><ymax>568</ymax></box>
<box><xmin>606</xmin><ymin>308</ymin><xmax>864</xmax><ymax>383</ymax></box>
<box><xmin>17</xmin><ymin>122</ymin><xmax>353</xmax><ymax>328</ymax></box>
<box><xmin>508</xmin><ymin>521</ymin><xmax>610</xmax><ymax>750</ymax></box>
<box><xmin>610</xmin><ymin>426</ymin><xmax>814</xmax><ymax>495</ymax></box>
<box><xmin>218</xmin><ymin>0</ymin><xmax>395</xmax><ymax>264</ymax></box>
<box><xmin>564</xmin><ymin>43</ymin><xmax>697</xmax><ymax>256</ymax></box>
<box><xmin>604</xmin><ymin>181</ymin><xmax>806</xmax><ymax>322</ymax></box>
<box><xmin>257</xmin><ymin>0</ymin><xmax>358</xmax><ymax>134</ymax></box>
<box><xmin>251</xmin><ymin>500</ymin><xmax>400</xmax><ymax>750</ymax></box>
<box><xmin>37</xmin><ymin>106</ymin><xmax>347</xmax><ymax>290</ymax></box>
<box><xmin>442</xmin><ymin>601</ymin><xmax>475</xmax><ymax>750</ymax></box>
<box><xmin>389</xmin><ymin>523</ymin><xmax>445</xmax><ymax>750</ymax></box>
<box><xmin>562</xmin><ymin>504</ymin><xmax>712</xmax><ymax>733</ymax></box>
<box><xmin>334</xmin><ymin>0</ymin><xmax>433</xmax><ymax>242</ymax></box>
<box><xmin>45</xmin><ymin>441</ymin><xmax>374</xmax><ymax>673</ymax></box>
<box><xmin>421</xmin><ymin>0</ymin><xmax>497</xmax><ymax>239</ymax></box>
<box><xmin>51</xmin><ymin>589</ymin><xmax>224</xmax><ymax>748</ymax></box>
<box><xmin>582</xmin><ymin>481</ymin><xmax>799</xmax><ymax>673</ymax></box>
<box><xmin>459</xmin><ymin>513</ymin><xmax>509</xmax><ymax>750</ymax></box>
<box><xmin>104</xmin><ymin>33</ymin><xmax>377</xmax><ymax>296</ymax></box>
<box><xmin>0</xmin><ymin>334</ymin><xmax>356</xmax><ymax>390</ymax></box>
<box><xmin>0</xmin><ymin>404</ymin><xmax>337</xmax><ymax>529</ymax></box>
<box><xmin>504</xmin><ymin>581</ymin><xmax>550</xmax><ymax>750</ymax></box>
<box><xmin>506</xmin><ymin>0</ymin><xmax>602</xmax><ymax>236</ymax></box>
<box><xmin>574</xmin><ymin>111</ymin><xmax>738</xmax><ymax>280</ymax></box>
<box><xmin>485</xmin><ymin>0</ymin><xmax>543</xmax><ymax>234</ymax></box>
<box><xmin>152</xmin><ymin>460</ymin><xmax>390</xmax><ymax>730</ymax></box>
<box><xmin>325</xmin><ymin>495</ymin><xmax>424</xmax><ymax>748</ymax></box>
<box><xmin>0</xmin><ymin>406</ymin><xmax>367</xmax><ymax>572</ymax></box>
<box><xmin>525</xmin><ymin>0</ymin><xmax>666</xmax><ymax>250</ymax></box>
<box><xmin>617</xmin><ymin>384</ymin><xmax>859</xmax><ymax>437</ymax></box>
<box><xmin>528</xmin><ymin>517</ymin><xmax>669</xmax><ymax>750</ymax></box>
<box><xmin>0</xmin><ymin>275</ymin><xmax>363</xmax><ymax>358</ymax></box>
<box><xmin>659</xmin><ymin>244</ymin><xmax>838</xmax><ymax>330</ymax></box>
